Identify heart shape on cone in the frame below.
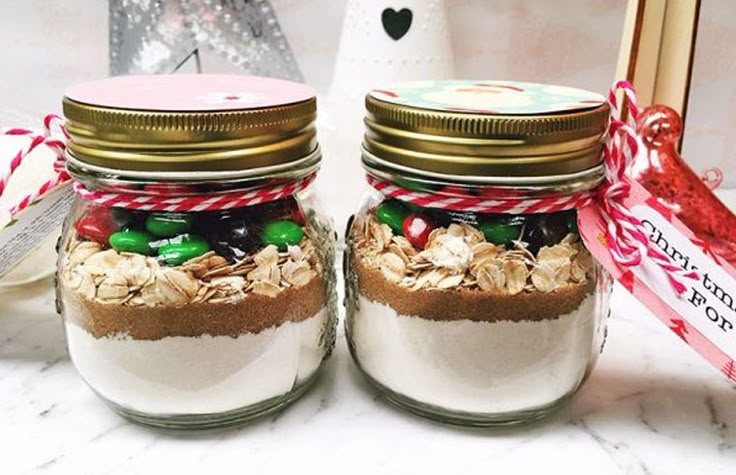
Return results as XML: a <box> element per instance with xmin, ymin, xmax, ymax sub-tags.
<box><xmin>381</xmin><ymin>8</ymin><xmax>413</xmax><ymax>40</ymax></box>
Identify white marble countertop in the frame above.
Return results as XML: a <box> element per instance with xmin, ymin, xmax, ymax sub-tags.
<box><xmin>1</xmin><ymin>275</ymin><xmax>735</xmax><ymax>474</ymax></box>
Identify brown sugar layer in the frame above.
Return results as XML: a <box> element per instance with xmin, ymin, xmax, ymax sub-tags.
<box><xmin>355</xmin><ymin>256</ymin><xmax>595</xmax><ymax>323</ymax></box>
<box><xmin>62</xmin><ymin>274</ymin><xmax>326</xmax><ymax>340</ymax></box>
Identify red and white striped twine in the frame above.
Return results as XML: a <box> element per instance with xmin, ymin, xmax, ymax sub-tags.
<box><xmin>1</xmin><ymin>114</ymin><xmax>69</xmax><ymax>216</ymax></box>
<box><xmin>1</xmin><ymin>115</ymin><xmax>315</xmax><ymax>214</ymax></box>
<box><xmin>367</xmin><ymin>175</ymin><xmax>596</xmax><ymax>214</ymax></box>
<box><xmin>367</xmin><ymin>80</ymin><xmax>699</xmax><ymax>294</ymax></box>
<box><xmin>73</xmin><ymin>173</ymin><xmax>316</xmax><ymax>212</ymax></box>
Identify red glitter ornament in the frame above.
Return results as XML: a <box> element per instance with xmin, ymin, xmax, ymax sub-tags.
<box><xmin>632</xmin><ymin>105</ymin><xmax>736</xmax><ymax>264</ymax></box>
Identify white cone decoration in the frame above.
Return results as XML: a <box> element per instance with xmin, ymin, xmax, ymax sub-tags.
<box><xmin>330</xmin><ymin>0</ymin><xmax>455</xmax><ymax>99</ymax></box>
<box><xmin>319</xmin><ymin>0</ymin><xmax>454</xmax><ymax>235</ymax></box>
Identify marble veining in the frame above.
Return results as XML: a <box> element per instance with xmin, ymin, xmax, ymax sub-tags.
<box><xmin>1</xmin><ymin>272</ymin><xmax>735</xmax><ymax>474</ymax></box>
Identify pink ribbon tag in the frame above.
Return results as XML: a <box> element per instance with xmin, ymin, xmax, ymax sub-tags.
<box><xmin>579</xmin><ymin>82</ymin><xmax>736</xmax><ymax>382</ymax></box>
<box><xmin>580</xmin><ymin>180</ymin><xmax>736</xmax><ymax>381</ymax></box>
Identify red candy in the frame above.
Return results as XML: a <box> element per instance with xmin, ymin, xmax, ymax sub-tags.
<box><xmin>402</xmin><ymin>213</ymin><xmax>434</xmax><ymax>249</ymax></box>
<box><xmin>74</xmin><ymin>206</ymin><xmax>117</xmax><ymax>244</ymax></box>
<box><xmin>144</xmin><ymin>183</ymin><xmax>195</xmax><ymax>195</ymax></box>
<box><xmin>291</xmin><ymin>206</ymin><xmax>307</xmax><ymax>226</ymax></box>
<box><xmin>477</xmin><ymin>186</ymin><xmax>523</xmax><ymax>200</ymax></box>
<box><xmin>439</xmin><ymin>185</ymin><xmax>467</xmax><ymax>197</ymax></box>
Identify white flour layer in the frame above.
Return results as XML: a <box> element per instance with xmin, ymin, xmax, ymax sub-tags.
<box><xmin>352</xmin><ymin>295</ymin><xmax>596</xmax><ymax>414</ymax></box>
<box><xmin>66</xmin><ymin>307</ymin><xmax>327</xmax><ymax>415</ymax></box>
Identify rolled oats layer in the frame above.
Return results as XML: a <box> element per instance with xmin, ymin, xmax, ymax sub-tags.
<box><xmin>60</xmin><ymin>234</ymin><xmax>326</xmax><ymax>340</ymax></box>
<box><xmin>350</xmin><ymin>213</ymin><xmax>596</xmax><ymax>321</ymax></box>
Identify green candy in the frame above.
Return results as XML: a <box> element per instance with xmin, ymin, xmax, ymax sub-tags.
<box><xmin>158</xmin><ymin>234</ymin><xmax>210</xmax><ymax>265</ymax></box>
<box><xmin>395</xmin><ymin>178</ymin><xmax>436</xmax><ymax>193</ymax></box>
<box><xmin>145</xmin><ymin>212</ymin><xmax>193</xmax><ymax>237</ymax></box>
<box><xmin>375</xmin><ymin>200</ymin><xmax>409</xmax><ymax>234</ymax></box>
<box><xmin>261</xmin><ymin>220</ymin><xmax>304</xmax><ymax>251</ymax></box>
<box><xmin>109</xmin><ymin>230</ymin><xmax>154</xmax><ymax>255</ymax></box>
<box><xmin>478</xmin><ymin>221</ymin><xmax>522</xmax><ymax>246</ymax></box>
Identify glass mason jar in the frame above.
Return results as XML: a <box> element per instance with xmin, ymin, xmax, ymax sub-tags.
<box><xmin>56</xmin><ymin>75</ymin><xmax>337</xmax><ymax>429</ymax></box>
<box><xmin>345</xmin><ymin>81</ymin><xmax>612</xmax><ymax>426</ymax></box>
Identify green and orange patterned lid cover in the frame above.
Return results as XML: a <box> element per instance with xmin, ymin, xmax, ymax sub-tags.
<box><xmin>369</xmin><ymin>80</ymin><xmax>606</xmax><ymax>115</ymax></box>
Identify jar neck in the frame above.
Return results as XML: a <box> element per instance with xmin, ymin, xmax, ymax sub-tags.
<box><xmin>67</xmin><ymin>148</ymin><xmax>321</xmax><ymax>196</ymax></box>
<box><xmin>362</xmin><ymin>148</ymin><xmax>604</xmax><ymax>201</ymax></box>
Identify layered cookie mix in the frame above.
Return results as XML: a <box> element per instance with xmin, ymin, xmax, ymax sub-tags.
<box><xmin>58</xmin><ymin>198</ymin><xmax>334</xmax><ymax>416</ymax></box>
<box><xmin>347</xmin><ymin>200</ymin><xmax>601</xmax><ymax>415</ymax></box>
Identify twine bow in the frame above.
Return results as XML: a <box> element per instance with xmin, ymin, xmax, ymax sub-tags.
<box><xmin>599</xmin><ymin>81</ymin><xmax>699</xmax><ymax>294</ymax></box>
<box><xmin>0</xmin><ymin>114</ymin><xmax>70</xmax><ymax>216</ymax></box>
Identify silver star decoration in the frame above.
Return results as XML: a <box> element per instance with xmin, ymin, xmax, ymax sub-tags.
<box><xmin>109</xmin><ymin>0</ymin><xmax>303</xmax><ymax>81</ymax></box>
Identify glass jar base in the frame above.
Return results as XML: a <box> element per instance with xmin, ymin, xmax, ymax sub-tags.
<box><xmin>355</xmin><ymin>365</ymin><xmax>573</xmax><ymax>428</ymax></box>
<box><xmin>98</xmin><ymin>372</ymin><xmax>321</xmax><ymax>431</ymax></box>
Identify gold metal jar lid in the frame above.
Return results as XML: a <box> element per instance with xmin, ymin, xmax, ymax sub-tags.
<box><xmin>63</xmin><ymin>74</ymin><xmax>318</xmax><ymax>172</ymax></box>
<box><xmin>363</xmin><ymin>80</ymin><xmax>610</xmax><ymax>178</ymax></box>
